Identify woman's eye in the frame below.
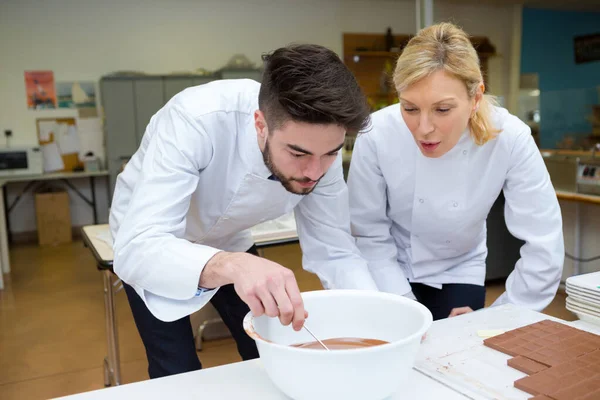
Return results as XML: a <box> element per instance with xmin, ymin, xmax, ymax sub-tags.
<box><xmin>437</xmin><ymin>108</ymin><xmax>450</xmax><ymax>113</ymax></box>
<box><xmin>403</xmin><ymin>107</ymin><xmax>418</xmax><ymax>113</ymax></box>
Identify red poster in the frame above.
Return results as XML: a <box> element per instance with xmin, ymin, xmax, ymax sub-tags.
<box><xmin>25</xmin><ymin>70</ymin><xmax>57</xmax><ymax>109</ymax></box>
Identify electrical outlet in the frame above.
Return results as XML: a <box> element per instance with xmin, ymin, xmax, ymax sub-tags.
<box><xmin>4</xmin><ymin>130</ymin><xmax>12</xmax><ymax>137</ymax></box>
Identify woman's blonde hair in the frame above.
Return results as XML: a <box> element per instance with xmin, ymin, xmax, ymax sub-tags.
<box><xmin>393</xmin><ymin>22</ymin><xmax>501</xmax><ymax>145</ymax></box>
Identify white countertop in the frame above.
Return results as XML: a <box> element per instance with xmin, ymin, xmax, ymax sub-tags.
<box><xmin>54</xmin><ymin>358</ymin><xmax>466</xmax><ymax>400</ymax></box>
<box><xmin>82</xmin><ymin>212</ymin><xmax>299</xmax><ymax>263</ymax></box>
<box><xmin>53</xmin><ymin>304</ymin><xmax>599</xmax><ymax>400</ymax></box>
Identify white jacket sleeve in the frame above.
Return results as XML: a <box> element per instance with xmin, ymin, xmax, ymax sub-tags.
<box><xmin>294</xmin><ymin>152</ymin><xmax>378</xmax><ymax>291</ymax></box>
<box><xmin>112</xmin><ymin>104</ymin><xmax>222</xmax><ymax>322</ymax></box>
<box><xmin>492</xmin><ymin>130</ymin><xmax>564</xmax><ymax>311</ymax></box>
<box><xmin>347</xmin><ymin>134</ymin><xmax>413</xmax><ymax>296</ymax></box>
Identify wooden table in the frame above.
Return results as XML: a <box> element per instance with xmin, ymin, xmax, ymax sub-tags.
<box><xmin>0</xmin><ymin>170</ymin><xmax>109</xmax><ymax>290</ymax></box>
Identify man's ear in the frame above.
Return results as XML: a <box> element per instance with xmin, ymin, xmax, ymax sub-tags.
<box><xmin>254</xmin><ymin>110</ymin><xmax>268</xmax><ymax>139</ymax></box>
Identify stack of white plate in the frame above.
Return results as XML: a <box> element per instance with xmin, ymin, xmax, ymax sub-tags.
<box><xmin>565</xmin><ymin>271</ymin><xmax>600</xmax><ymax>326</ymax></box>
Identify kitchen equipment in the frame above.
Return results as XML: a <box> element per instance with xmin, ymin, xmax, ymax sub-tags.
<box><xmin>542</xmin><ymin>149</ymin><xmax>600</xmax><ymax>196</ymax></box>
<box><xmin>0</xmin><ymin>146</ymin><xmax>43</xmax><ymax>176</ymax></box>
<box><xmin>543</xmin><ymin>153</ymin><xmax>579</xmax><ymax>192</ymax></box>
<box><xmin>577</xmin><ymin>158</ymin><xmax>600</xmax><ymax>196</ymax></box>
<box><xmin>565</xmin><ymin>271</ymin><xmax>600</xmax><ymax>326</ymax></box>
<box><xmin>243</xmin><ymin>289</ymin><xmax>432</xmax><ymax>400</ymax></box>
<box><xmin>301</xmin><ymin>324</ymin><xmax>329</xmax><ymax>351</ymax></box>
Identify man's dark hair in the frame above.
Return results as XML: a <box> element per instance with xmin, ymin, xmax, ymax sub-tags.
<box><xmin>258</xmin><ymin>44</ymin><xmax>371</xmax><ymax>136</ymax></box>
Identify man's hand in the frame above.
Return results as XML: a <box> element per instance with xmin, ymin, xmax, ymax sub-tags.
<box><xmin>200</xmin><ymin>251</ymin><xmax>306</xmax><ymax>331</ymax></box>
<box><xmin>448</xmin><ymin>306</ymin><xmax>473</xmax><ymax>318</ymax></box>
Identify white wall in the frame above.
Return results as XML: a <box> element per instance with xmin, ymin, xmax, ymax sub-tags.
<box><xmin>0</xmin><ymin>0</ymin><xmax>414</xmax><ymax>146</ymax></box>
<box><xmin>434</xmin><ymin>1</ymin><xmax>515</xmax><ymax>104</ymax></box>
<box><xmin>0</xmin><ymin>0</ymin><xmax>417</xmax><ymax>233</ymax></box>
<box><xmin>5</xmin><ymin>0</ymin><xmax>582</xmax><ymax>258</ymax></box>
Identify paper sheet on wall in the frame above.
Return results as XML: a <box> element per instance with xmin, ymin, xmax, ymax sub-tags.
<box><xmin>76</xmin><ymin>117</ymin><xmax>105</xmax><ymax>162</ymax></box>
<box><xmin>38</xmin><ymin>120</ymin><xmax>57</xmax><ymax>142</ymax></box>
<box><xmin>41</xmin><ymin>142</ymin><xmax>65</xmax><ymax>172</ymax></box>
<box><xmin>56</xmin><ymin>123</ymin><xmax>81</xmax><ymax>155</ymax></box>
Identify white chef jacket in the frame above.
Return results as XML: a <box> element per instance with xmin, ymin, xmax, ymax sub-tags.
<box><xmin>348</xmin><ymin>104</ymin><xmax>564</xmax><ymax>312</ymax></box>
<box><xmin>109</xmin><ymin>79</ymin><xmax>377</xmax><ymax>322</ymax></box>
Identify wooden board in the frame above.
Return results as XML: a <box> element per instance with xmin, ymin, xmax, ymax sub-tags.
<box><xmin>414</xmin><ymin>304</ymin><xmax>599</xmax><ymax>400</ymax></box>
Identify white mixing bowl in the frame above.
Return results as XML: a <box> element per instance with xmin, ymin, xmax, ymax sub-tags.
<box><xmin>243</xmin><ymin>289</ymin><xmax>433</xmax><ymax>400</ymax></box>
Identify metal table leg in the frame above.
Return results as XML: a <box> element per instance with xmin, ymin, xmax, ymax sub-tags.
<box><xmin>103</xmin><ymin>269</ymin><xmax>121</xmax><ymax>386</ymax></box>
<box><xmin>574</xmin><ymin>202</ymin><xmax>581</xmax><ymax>276</ymax></box>
<box><xmin>0</xmin><ymin>185</ymin><xmax>11</xmax><ymax>274</ymax></box>
<box><xmin>103</xmin><ymin>358</ymin><xmax>110</xmax><ymax>387</ymax></box>
<box><xmin>195</xmin><ymin>317</ymin><xmax>227</xmax><ymax>351</ymax></box>
<box><xmin>90</xmin><ymin>176</ymin><xmax>98</xmax><ymax>224</ymax></box>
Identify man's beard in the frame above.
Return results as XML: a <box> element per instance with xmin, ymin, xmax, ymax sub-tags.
<box><xmin>262</xmin><ymin>140</ymin><xmax>322</xmax><ymax>195</ymax></box>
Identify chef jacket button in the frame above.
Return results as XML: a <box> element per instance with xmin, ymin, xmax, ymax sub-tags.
<box><xmin>463</xmin><ymin>150</ymin><xmax>467</xmax><ymax>155</ymax></box>
<box><xmin>419</xmin><ymin>198</ymin><xmax>424</xmax><ymax>203</ymax></box>
<box><xmin>446</xmin><ymin>240</ymin><xmax>451</xmax><ymax>244</ymax></box>
<box><xmin>453</xmin><ymin>202</ymin><xmax>458</xmax><ymax>207</ymax></box>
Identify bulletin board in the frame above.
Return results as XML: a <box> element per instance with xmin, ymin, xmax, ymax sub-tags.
<box><xmin>36</xmin><ymin>117</ymin><xmax>84</xmax><ymax>173</ymax></box>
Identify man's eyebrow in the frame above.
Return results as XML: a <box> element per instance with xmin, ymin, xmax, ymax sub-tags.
<box><xmin>288</xmin><ymin>144</ymin><xmax>312</xmax><ymax>155</ymax></box>
<box><xmin>287</xmin><ymin>142</ymin><xmax>345</xmax><ymax>155</ymax></box>
<box><xmin>326</xmin><ymin>142</ymin><xmax>345</xmax><ymax>154</ymax></box>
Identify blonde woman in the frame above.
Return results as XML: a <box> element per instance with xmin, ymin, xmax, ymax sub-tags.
<box><xmin>348</xmin><ymin>22</ymin><xmax>564</xmax><ymax>320</ymax></box>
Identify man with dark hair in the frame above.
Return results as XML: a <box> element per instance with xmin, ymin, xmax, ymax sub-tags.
<box><xmin>109</xmin><ymin>43</ymin><xmax>377</xmax><ymax>379</ymax></box>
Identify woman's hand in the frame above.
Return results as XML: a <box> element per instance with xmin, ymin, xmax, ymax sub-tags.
<box><xmin>448</xmin><ymin>306</ymin><xmax>473</xmax><ymax>318</ymax></box>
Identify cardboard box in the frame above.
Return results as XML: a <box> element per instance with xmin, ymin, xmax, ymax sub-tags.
<box><xmin>34</xmin><ymin>187</ymin><xmax>72</xmax><ymax>246</ymax></box>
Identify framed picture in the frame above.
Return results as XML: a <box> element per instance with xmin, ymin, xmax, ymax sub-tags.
<box><xmin>24</xmin><ymin>71</ymin><xmax>57</xmax><ymax>109</ymax></box>
<box><xmin>574</xmin><ymin>33</ymin><xmax>600</xmax><ymax>64</ymax></box>
<box><xmin>56</xmin><ymin>81</ymin><xmax>97</xmax><ymax>109</ymax></box>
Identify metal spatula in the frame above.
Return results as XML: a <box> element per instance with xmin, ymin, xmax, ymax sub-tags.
<box><xmin>303</xmin><ymin>324</ymin><xmax>330</xmax><ymax>351</ymax></box>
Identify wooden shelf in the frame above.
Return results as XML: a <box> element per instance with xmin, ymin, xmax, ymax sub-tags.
<box><xmin>343</xmin><ymin>32</ymin><xmax>498</xmax><ymax>110</ymax></box>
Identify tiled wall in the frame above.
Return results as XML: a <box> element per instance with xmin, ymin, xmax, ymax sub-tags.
<box><xmin>521</xmin><ymin>7</ymin><xmax>600</xmax><ymax>149</ymax></box>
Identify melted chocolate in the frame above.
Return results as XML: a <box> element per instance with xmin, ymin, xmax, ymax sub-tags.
<box><xmin>291</xmin><ymin>337</ymin><xmax>388</xmax><ymax>350</ymax></box>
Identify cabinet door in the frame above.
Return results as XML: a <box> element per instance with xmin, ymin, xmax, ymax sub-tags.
<box><xmin>485</xmin><ymin>192</ymin><xmax>525</xmax><ymax>281</ymax></box>
<box><xmin>164</xmin><ymin>77</ymin><xmax>193</xmax><ymax>102</ymax></box>
<box><xmin>133</xmin><ymin>79</ymin><xmax>165</xmax><ymax>147</ymax></box>
<box><xmin>101</xmin><ymin>79</ymin><xmax>137</xmax><ymax>161</ymax></box>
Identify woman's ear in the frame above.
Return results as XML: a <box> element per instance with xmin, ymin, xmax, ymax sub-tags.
<box><xmin>473</xmin><ymin>82</ymin><xmax>485</xmax><ymax>114</ymax></box>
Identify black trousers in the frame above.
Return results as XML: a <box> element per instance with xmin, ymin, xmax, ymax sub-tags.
<box><xmin>122</xmin><ymin>245</ymin><xmax>260</xmax><ymax>379</ymax></box>
<box><xmin>410</xmin><ymin>283</ymin><xmax>486</xmax><ymax>321</ymax></box>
